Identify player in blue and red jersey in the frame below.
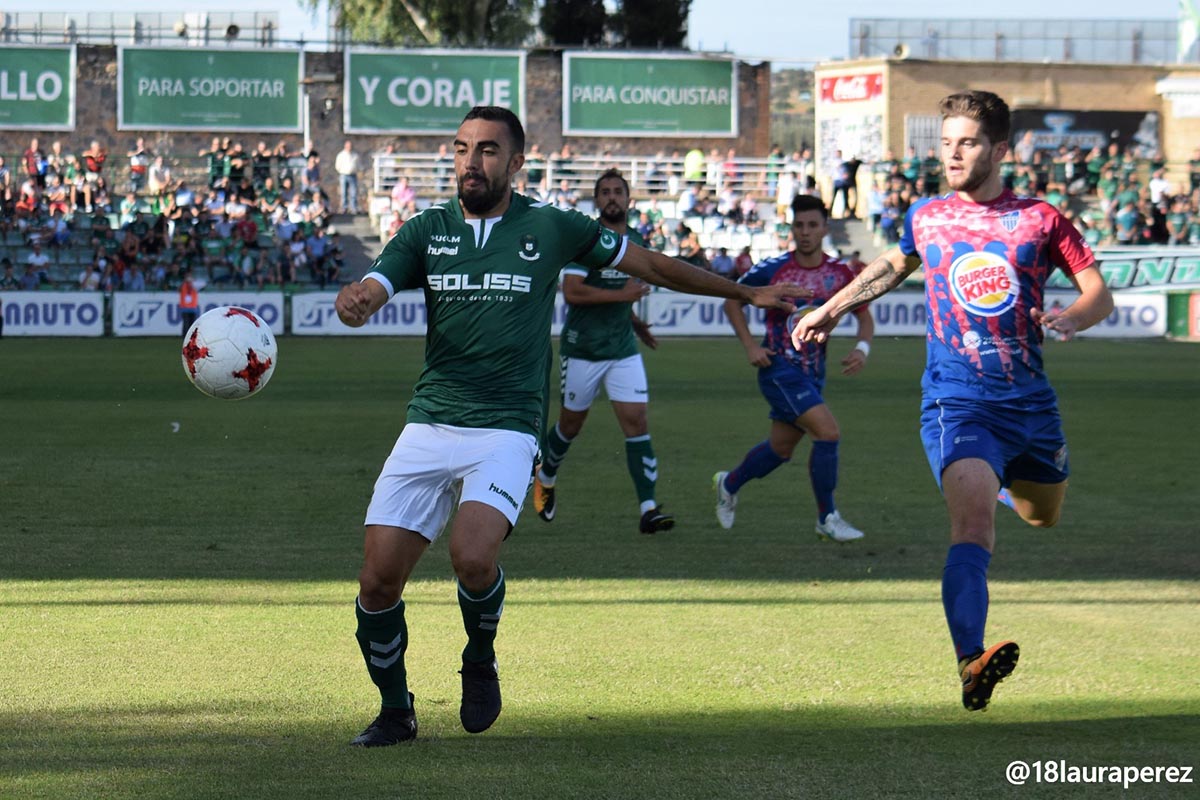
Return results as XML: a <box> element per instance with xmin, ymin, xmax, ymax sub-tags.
<box><xmin>793</xmin><ymin>91</ymin><xmax>1113</xmax><ymax>711</ymax></box>
<box><xmin>713</xmin><ymin>194</ymin><xmax>874</xmax><ymax>543</ymax></box>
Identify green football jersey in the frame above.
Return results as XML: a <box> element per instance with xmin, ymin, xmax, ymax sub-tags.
<box><xmin>367</xmin><ymin>193</ymin><xmax>623</xmax><ymax>437</ymax></box>
<box><xmin>560</xmin><ymin>228</ymin><xmax>645</xmax><ymax>362</ymax></box>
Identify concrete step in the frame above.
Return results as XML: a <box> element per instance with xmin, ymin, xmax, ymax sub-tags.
<box><xmin>327</xmin><ymin>213</ymin><xmax>381</xmax><ymax>281</ymax></box>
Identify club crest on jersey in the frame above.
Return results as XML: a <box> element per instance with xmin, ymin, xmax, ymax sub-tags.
<box><xmin>999</xmin><ymin>210</ymin><xmax>1021</xmax><ymax>232</ymax></box>
<box><xmin>948</xmin><ymin>251</ymin><xmax>1018</xmax><ymax>317</ymax></box>
<box><xmin>518</xmin><ymin>234</ymin><xmax>540</xmax><ymax>261</ymax></box>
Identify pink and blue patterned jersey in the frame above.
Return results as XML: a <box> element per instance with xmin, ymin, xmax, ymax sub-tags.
<box><xmin>900</xmin><ymin>190</ymin><xmax>1093</xmax><ymax>403</ymax></box>
<box><xmin>738</xmin><ymin>253</ymin><xmax>858</xmax><ymax>381</ymax></box>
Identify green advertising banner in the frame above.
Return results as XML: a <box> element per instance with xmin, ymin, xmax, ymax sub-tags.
<box><xmin>345</xmin><ymin>50</ymin><xmax>524</xmax><ymax>134</ymax></box>
<box><xmin>119</xmin><ymin>47</ymin><xmax>302</xmax><ymax>131</ymax></box>
<box><xmin>563</xmin><ymin>53</ymin><xmax>736</xmax><ymax>137</ymax></box>
<box><xmin>0</xmin><ymin>46</ymin><xmax>76</xmax><ymax>130</ymax></box>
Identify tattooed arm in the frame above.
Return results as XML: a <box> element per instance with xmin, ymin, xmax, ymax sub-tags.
<box><xmin>792</xmin><ymin>246</ymin><xmax>921</xmax><ymax>346</ymax></box>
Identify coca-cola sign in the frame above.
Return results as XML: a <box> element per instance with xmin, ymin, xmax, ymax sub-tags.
<box><xmin>820</xmin><ymin>73</ymin><xmax>884</xmax><ymax>103</ymax></box>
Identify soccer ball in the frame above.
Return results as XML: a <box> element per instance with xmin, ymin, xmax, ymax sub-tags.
<box><xmin>181</xmin><ymin>306</ymin><xmax>278</xmax><ymax>400</ymax></box>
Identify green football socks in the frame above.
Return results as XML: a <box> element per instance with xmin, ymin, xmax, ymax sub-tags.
<box><xmin>355</xmin><ymin>597</ymin><xmax>411</xmax><ymax>709</ymax></box>
<box><xmin>625</xmin><ymin>435</ymin><xmax>658</xmax><ymax>507</ymax></box>
<box><xmin>539</xmin><ymin>424</ymin><xmax>572</xmax><ymax>482</ymax></box>
<box><xmin>459</xmin><ymin>567</ymin><xmax>506</xmax><ymax>663</ymax></box>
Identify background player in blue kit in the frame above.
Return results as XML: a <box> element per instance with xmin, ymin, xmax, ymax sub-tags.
<box><xmin>793</xmin><ymin>91</ymin><xmax>1114</xmax><ymax>711</ymax></box>
<box><xmin>713</xmin><ymin>194</ymin><xmax>874</xmax><ymax>543</ymax></box>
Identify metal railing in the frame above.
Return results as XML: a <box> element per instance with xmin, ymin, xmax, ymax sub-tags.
<box><xmin>1</xmin><ymin>11</ymin><xmax>283</xmax><ymax>47</ymax></box>
<box><xmin>371</xmin><ymin>153</ymin><xmax>786</xmax><ymax>202</ymax></box>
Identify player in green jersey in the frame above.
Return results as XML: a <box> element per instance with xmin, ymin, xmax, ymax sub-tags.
<box><xmin>533</xmin><ymin>168</ymin><xmax>672</xmax><ymax>534</ymax></box>
<box><xmin>335</xmin><ymin>106</ymin><xmax>808</xmax><ymax>748</ymax></box>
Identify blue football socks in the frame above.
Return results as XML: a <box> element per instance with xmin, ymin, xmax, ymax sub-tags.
<box><xmin>808</xmin><ymin>439</ymin><xmax>839</xmax><ymax>523</ymax></box>
<box><xmin>725</xmin><ymin>440</ymin><xmax>788</xmax><ymax>494</ymax></box>
<box><xmin>942</xmin><ymin>542</ymin><xmax>991</xmax><ymax>660</ymax></box>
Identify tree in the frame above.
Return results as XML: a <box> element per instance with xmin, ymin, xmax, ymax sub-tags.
<box><xmin>539</xmin><ymin>0</ymin><xmax>606</xmax><ymax>46</ymax></box>
<box><xmin>608</xmin><ymin>0</ymin><xmax>691</xmax><ymax>49</ymax></box>
<box><xmin>313</xmin><ymin>0</ymin><xmax>535</xmax><ymax>47</ymax></box>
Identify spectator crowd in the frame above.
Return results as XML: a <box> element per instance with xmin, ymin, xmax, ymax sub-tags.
<box><xmin>0</xmin><ymin>135</ymin><xmax>346</xmax><ymax>293</ymax></box>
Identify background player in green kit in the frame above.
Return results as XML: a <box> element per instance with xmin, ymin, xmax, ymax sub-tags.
<box><xmin>533</xmin><ymin>168</ymin><xmax>673</xmax><ymax>534</ymax></box>
<box><xmin>334</xmin><ymin>106</ymin><xmax>808</xmax><ymax>748</ymax></box>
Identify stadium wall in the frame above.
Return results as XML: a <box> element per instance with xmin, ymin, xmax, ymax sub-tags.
<box><xmin>0</xmin><ymin>45</ymin><xmax>769</xmax><ymax>175</ymax></box>
<box><xmin>0</xmin><ymin>287</ymin><xmax>1179</xmax><ymax>338</ymax></box>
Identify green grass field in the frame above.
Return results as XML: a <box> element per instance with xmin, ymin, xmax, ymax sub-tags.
<box><xmin>2</xmin><ymin>335</ymin><xmax>1198</xmax><ymax>799</ymax></box>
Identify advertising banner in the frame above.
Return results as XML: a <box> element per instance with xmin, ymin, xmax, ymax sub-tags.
<box><xmin>642</xmin><ymin>292</ymin><xmax>922</xmax><ymax>337</ymax></box>
<box><xmin>111</xmin><ymin>292</ymin><xmax>285</xmax><ymax>337</ymax></box>
<box><xmin>562</xmin><ymin>53</ymin><xmax>736</xmax><ymax>137</ymax></box>
<box><xmin>0</xmin><ymin>291</ymin><xmax>103</xmax><ymax>336</ymax></box>
<box><xmin>292</xmin><ymin>291</ymin><xmax>572</xmax><ymax>336</ymax></box>
<box><xmin>118</xmin><ymin>47</ymin><xmax>302</xmax><ymax>131</ymax></box>
<box><xmin>1010</xmin><ymin>109</ymin><xmax>1159</xmax><ymax>156</ymax></box>
<box><xmin>345</xmin><ymin>50</ymin><xmax>524</xmax><ymax>134</ymax></box>
<box><xmin>818</xmin><ymin>73</ymin><xmax>884</xmax><ymax>104</ymax></box>
<box><xmin>1046</xmin><ymin>247</ymin><xmax>1200</xmax><ymax>292</ymax></box>
<box><xmin>0</xmin><ymin>45</ymin><xmax>76</xmax><ymax>130</ymax></box>
<box><xmin>1046</xmin><ymin>291</ymin><xmax>1166</xmax><ymax>338</ymax></box>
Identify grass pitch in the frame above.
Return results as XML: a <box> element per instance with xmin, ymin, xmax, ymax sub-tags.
<box><xmin>1</xmin><ymin>335</ymin><xmax>1197</xmax><ymax>799</ymax></box>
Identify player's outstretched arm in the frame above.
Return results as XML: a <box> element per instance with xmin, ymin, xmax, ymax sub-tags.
<box><xmin>619</xmin><ymin>242</ymin><xmax>809</xmax><ymax>312</ymax></box>
<box><xmin>793</xmin><ymin>246</ymin><xmax>918</xmax><ymax>347</ymax></box>
<box><xmin>336</xmin><ymin>277</ymin><xmax>389</xmax><ymax>327</ymax></box>
<box><xmin>1031</xmin><ymin>265</ymin><xmax>1113</xmax><ymax>341</ymax></box>
<box><xmin>563</xmin><ymin>273</ymin><xmax>649</xmax><ymax>306</ymax></box>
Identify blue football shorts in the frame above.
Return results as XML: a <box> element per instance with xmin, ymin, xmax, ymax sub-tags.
<box><xmin>757</xmin><ymin>361</ymin><xmax>826</xmax><ymax>425</ymax></box>
<box><xmin>919</xmin><ymin>396</ymin><xmax>1070</xmax><ymax>490</ymax></box>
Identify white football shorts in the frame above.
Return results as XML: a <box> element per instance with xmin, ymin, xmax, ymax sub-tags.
<box><xmin>365</xmin><ymin>422</ymin><xmax>538</xmax><ymax>540</ymax></box>
<box><xmin>560</xmin><ymin>354</ymin><xmax>649</xmax><ymax>412</ymax></box>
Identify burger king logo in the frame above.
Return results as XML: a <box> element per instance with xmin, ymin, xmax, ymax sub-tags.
<box><xmin>787</xmin><ymin>303</ymin><xmax>819</xmax><ymax>339</ymax></box>
<box><xmin>948</xmin><ymin>251</ymin><xmax>1018</xmax><ymax>317</ymax></box>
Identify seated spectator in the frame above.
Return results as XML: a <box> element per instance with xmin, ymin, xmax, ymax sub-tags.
<box><xmin>81</xmin><ymin>261</ymin><xmax>108</xmax><ymax>291</ymax></box>
<box><xmin>282</xmin><ymin>229</ymin><xmax>308</xmax><ymax>283</ymax></box>
<box><xmin>306</xmin><ymin>226</ymin><xmax>336</xmax><ymax>287</ymax></box>
<box><xmin>710</xmin><ymin>247</ymin><xmax>735</xmax><ymax>278</ymax></box>
<box><xmin>0</xmin><ymin>258</ymin><xmax>18</xmax><ymax>289</ymax></box>
<box><xmin>19</xmin><ymin>263</ymin><xmax>40</xmax><ymax>290</ymax></box>
<box><xmin>676</xmin><ymin>224</ymin><xmax>708</xmax><ymax>268</ymax></box>
<box><xmin>390</xmin><ymin>176</ymin><xmax>416</xmax><ymax>211</ymax></box>
<box><xmin>258</xmin><ymin>177</ymin><xmax>281</xmax><ymax>218</ymax></box>
<box><xmin>25</xmin><ymin>242</ymin><xmax>51</xmax><ymax>284</ymax></box>
<box><xmin>326</xmin><ymin>229</ymin><xmax>344</xmax><ymax>284</ymax></box>
<box><xmin>307</xmin><ymin>192</ymin><xmax>332</xmax><ymax>229</ymax></box>
<box><xmin>386</xmin><ymin>210</ymin><xmax>404</xmax><ymax>240</ymax></box>
<box><xmin>45</xmin><ymin>208</ymin><xmax>70</xmax><ymax>248</ymax></box>
<box><xmin>121</xmin><ymin>261</ymin><xmax>147</xmax><ymax>292</ymax></box>
<box><xmin>147</xmin><ymin>155</ymin><xmax>172</xmax><ymax>195</ymax></box>
<box><xmin>550</xmin><ymin>179</ymin><xmax>578</xmax><ymax>209</ymax></box>
<box><xmin>734</xmin><ymin>246</ymin><xmax>754</xmax><ymax>277</ymax></box>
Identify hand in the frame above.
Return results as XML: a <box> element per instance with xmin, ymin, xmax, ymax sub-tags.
<box><xmin>336</xmin><ymin>282</ymin><xmax>373</xmax><ymax>327</ymax></box>
<box><xmin>632</xmin><ymin>317</ymin><xmax>658</xmax><ymax>349</ymax></box>
<box><xmin>791</xmin><ymin>302</ymin><xmax>840</xmax><ymax>348</ymax></box>
<box><xmin>744</xmin><ymin>342</ymin><xmax>774</xmax><ymax>368</ymax></box>
<box><xmin>1031</xmin><ymin>307</ymin><xmax>1078</xmax><ymax>341</ymax></box>
<box><xmin>619</xmin><ymin>279</ymin><xmax>652</xmax><ymax>303</ymax></box>
<box><xmin>747</xmin><ymin>282</ymin><xmax>812</xmax><ymax>312</ymax></box>
<box><xmin>841</xmin><ymin>348</ymin><xmax>866</xmax><ymax>376</ymax></box>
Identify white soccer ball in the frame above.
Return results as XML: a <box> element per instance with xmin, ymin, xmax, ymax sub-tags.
<box><xmin>181</xmin><ymin>306</ymin><xmax>278</xmax><ymax>400</ymax></box>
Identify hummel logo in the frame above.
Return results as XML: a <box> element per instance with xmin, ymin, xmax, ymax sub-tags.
<box><xmin>488</xmin><ymin>482</ymin><xmax>519</xmax><ymax>510</ymax></box>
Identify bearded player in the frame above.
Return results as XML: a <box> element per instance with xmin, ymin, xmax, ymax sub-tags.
<box><xmin>713</xmin><ymin>194</ymin><xmax>874</xmax><ymax>543</ymax></box>
<box><xmin>793</xmin><ymin>91</ymin><xmax>1114</xmax><ymax>711</ymax></box>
